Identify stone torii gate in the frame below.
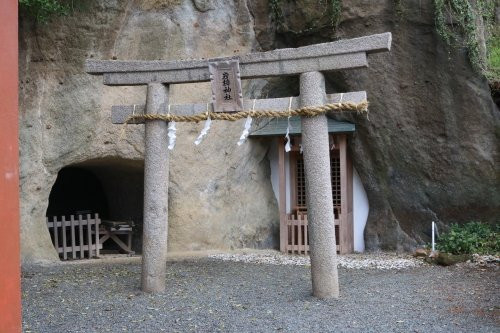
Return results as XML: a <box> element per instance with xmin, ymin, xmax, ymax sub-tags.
<box><xmin>86</xmin><ymin>32</ymin><xmax>391</xmax><ymax>299</ymax></box>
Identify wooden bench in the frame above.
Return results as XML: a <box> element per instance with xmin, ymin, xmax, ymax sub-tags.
<box><xmin>99</xmin><ymin>220</ymin><xmax>135</xmax><ymax>254</ymax></box>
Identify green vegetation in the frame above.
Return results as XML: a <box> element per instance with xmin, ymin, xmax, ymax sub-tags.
<box><xmin>269</xmin><ymin>0</ymin><xmax>342</xmax><ymax>34</ymax></box>
<box><xmin>433</xmin><ymin>0</ymin><xmax>497</xmax><ymax>78</ymax></box>
<box><xmin>393</xmin><ymin>0</ymin><xmax>406</xmax><ymax>18</ymax></box>
<box><xmin>486</xmin><ymin>28</ymin><xmax>500</xmax><ymax>81</ymax></box>
<box><xmin>19</xmin><ymin>0</ymin><xmax>83</xmax><ymax>23</ymax></box>
<box><xmin>327</xmin><ymin>0</ymin><xmax>342</xmax><ymax>30</ymax></box>
<box><xmin>269</xmin><ymin>0</ymin><xmax>285</xmax><ymax>30</ymax></box>
<box><xmin>437</xmin><ymin>222</ymin><xmax>499</xmax><ymax>255</ymax></box>
<box><xmin>270</xmin><ymin>0</ymin><xmax>497</xmax><ymax>79</ymax></box>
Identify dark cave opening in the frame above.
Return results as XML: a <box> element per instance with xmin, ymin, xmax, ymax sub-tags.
<box><xmin>46</xmin><ymin>167</ymin><xmax>109</xmax><ymax>219</ymax></box>
<box><xmin>46</xmin><ymin>158</ymin><xmax>144</xmax><ymax>256</ymax></box>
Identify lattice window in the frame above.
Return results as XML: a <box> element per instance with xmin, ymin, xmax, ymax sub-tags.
<box><xmin>330</xmin><ymin>151</ymin><xmax>341</xmax><ymax>210</ymax></box>
<box><xmin>296</xmin><ymin>156</ymin><xmax>306</xmax><ymax>207</ymax></box>
<box><xmin>294</xmin><ymin>150</ymin><xmax>341</xmax><ymax>213</ymax></box>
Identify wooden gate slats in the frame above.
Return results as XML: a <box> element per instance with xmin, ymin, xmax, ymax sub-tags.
<box><xmin>61</xmin><ymin>216</ymin><xmax>67</xmax><ymax>260</ymax></box>
<box><xmin>70</xmin><ymin>215</ymin><xmax>76</xmax><ymax>259</ymax></box>
<box><xmin>46</xmin><ymin>214</ymin><xmax>102</xmax><ymax>260</ymax></box>
<box><xmin>285</xmin><ymin>214</ymin><xmax>341</xmax><ymax>255</ymax></box>
<box><xmin>78</xmin><ymin>215</ymin><xmax>84</xmax><ymax>259</ymax></box>
<box><xmin>86</xmin><ymin>214</ymin><xmax>92</xmax><ymax>258</ymax></box>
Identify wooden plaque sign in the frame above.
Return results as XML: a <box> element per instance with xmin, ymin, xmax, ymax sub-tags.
<box><xmin>209</xmin><ymin>58</ymin><xmax>243</xmax><ymax>112</ymax></box>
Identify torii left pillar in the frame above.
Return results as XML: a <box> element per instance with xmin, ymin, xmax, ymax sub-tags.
<box><xmin>142</xmin><ymin>83</ymin><xmax>170</xmax><ymax>292</ymax></box>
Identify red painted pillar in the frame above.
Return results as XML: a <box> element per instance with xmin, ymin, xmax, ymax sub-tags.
<box><xmin>0</xmin><ymin>1</ymin><xmax>22</xmax><ymax>332</ymax></box>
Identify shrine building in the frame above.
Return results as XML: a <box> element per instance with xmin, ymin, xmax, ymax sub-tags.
<box><xmin>251</xmin><ymin>116</ymin><xmax>369</xmax><ymax>254</ymax></box>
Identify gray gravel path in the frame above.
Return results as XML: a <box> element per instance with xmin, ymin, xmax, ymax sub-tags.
<box><xmin>22</xmin><ymin>256</ymin><xmax>499</xmax><ymax>333</ymax></box>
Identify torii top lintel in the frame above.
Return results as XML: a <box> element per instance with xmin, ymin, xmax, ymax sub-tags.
<box><xmin>85</xmin><ymin>32</ymin><xmax>391</xmax><ymax>86</ymax></box>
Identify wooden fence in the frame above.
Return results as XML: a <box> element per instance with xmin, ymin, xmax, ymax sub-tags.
<box><xmin>285</xmin><ymin>214</ymin><xmax>309</xmax><ymax>254</ymax></box>
<box><xmin>46</xmin><ymin>214</ymin><xmax>102</xmax><ymax>260</ymax></box>
<box><xmin>285</xmin><ymin>214</ymin><xmax>340</xmax><ymax>254</ymax></box>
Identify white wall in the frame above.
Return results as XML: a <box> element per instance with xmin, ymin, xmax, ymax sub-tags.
<box><xmin>269</xmin><ymin>139</ymin><xmax>279</xmax><ymax>202</ymax></box>
<box><xmin>268</xmin><ymin>142</ymin><xmax>370</xmax><ymax>252</ymax></box>
<box><xmin>353</xmin><ymin>167</ymin><xmax>369</xmax><ymax>252</ymax></box>
<box><xmin>268</xmin><ymin>140</ymin><xmax>291</xmax><ymax>213</ymax></box>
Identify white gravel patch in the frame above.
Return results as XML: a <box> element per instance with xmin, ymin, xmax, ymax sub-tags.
<box><xmin>208</xmin><ymin>251</ymin><xmax>424</xmax><ymax>270</ymax></box>
<box><xmin>471</xmin><ymin>254</ymin><xmax>500</xmax><ymax>265</ymax></box>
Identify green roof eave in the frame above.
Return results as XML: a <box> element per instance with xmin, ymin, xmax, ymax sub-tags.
<box><xmin>249</xmin><ymin>116</ymin><xmax>355</xmax><ymax>137</ymax></box>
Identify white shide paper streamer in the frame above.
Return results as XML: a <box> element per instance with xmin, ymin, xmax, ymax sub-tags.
<box><xmin>284</xmin><ymin>122</ymin><xmax>291</xmax><ymax>152</ymax></box>
<box><xmin>237</xmin><ymin>115</ymin><xmax>253</xmax><ymax>146</ymax></box>
<box><xmin>167</xmin><ymin>121</ymin><xmax>177</xmax><ymax>150</ymax></box>
<box><xmin>194</xmin><ymin>117</ymin><xmax>212</xmax><ymax>145</ymax></box>
<box><xmin>284</xmin><ymin>97</ymin><xmax>293</xmax><ymax>152</ymax></box>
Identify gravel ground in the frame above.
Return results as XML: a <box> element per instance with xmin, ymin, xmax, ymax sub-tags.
<box><xmin>208</xmin><ymin>251</ymin><xmax>423</xmax><ymax>269</ymax></box>
<box><xmin>22</xmin><ymin>252</ymin><xmax>499</xmax><ymax>333</ymax></box>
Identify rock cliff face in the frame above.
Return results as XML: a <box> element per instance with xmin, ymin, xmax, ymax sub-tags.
<box><xmin>261</xmin><ymin>0</ymin><xmax>499</xmax><ymax>250</ymax></box>
<box><xmin>19</xmin><ymin>0</ymin><xmax>499</xmax><ymax>262</ymax></box>
<box><xmin>19</xmin><ymin>0</ymin><xmax>277</xmax><ymax>263</ymax></box>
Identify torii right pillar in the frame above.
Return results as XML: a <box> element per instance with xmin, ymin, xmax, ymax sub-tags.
<box><xmin>300</xmin><ymin>71</ymin><xmax>339</xmax><ymax>299</ymax></box>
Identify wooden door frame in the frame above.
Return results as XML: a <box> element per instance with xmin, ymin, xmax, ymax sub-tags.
<box><xmin>277</xmin><ymin>137</ymin><xmax>287</xmax><ymax>252</ymax></box>
<box><xmin>338</xmin><ymin>134</ymin><xmax>354</xmax><ymax>253</ymax></box>
<box><xmin>278</xmin><ymin>133</ymin><xmax>354</xmax><ymax>254</ymax></box>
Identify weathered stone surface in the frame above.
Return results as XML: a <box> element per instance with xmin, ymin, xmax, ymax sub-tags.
<box><xmin>432</xmin><ymin>252</ymin><xmax>471</xmax><ymax>266</ymax></box>
<box><xmin>19</xmin><ymin>0</ymin><xmax>277</xmax><ymax>263</ymax></box>
<box><xmin>192</xmin><ymin>0</ymin><xmax>214</xmax><ymax>12</ymax></box>
<box><xmin>300</xmin><ymin>72</ymin><xmax>339</xmax><ymax>298</ymax></box>
<box><xmin>86</xmin><ymin>32</ymin><xmax>390</xmax><ymax>74</ymax></box>
<box><xmin>85</xmin><ymin>31</ymin><xmax>394</xmax><ymax>85</ymax></box>
<box><xmin>19</xmin><ymin>0</ymin><xmax>499</xmax><ymax>263</ymax></box>
<box><xmin>414</xmin><ymin>248</ymin><xmax>429</xmax><ymax>258</ymax></box>
<box><xmin>263</xmin><ymin>0</ymin><xmax>499</xmax><ymax>251</ymax></box>
<box><xmin>141</xmin><ymin>83</ymin><xmax>169</xmax><ymax>292</ymax></box>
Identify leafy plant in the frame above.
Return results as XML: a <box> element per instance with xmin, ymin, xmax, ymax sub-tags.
<box><xmin>269</xmin><ymin>0</ymin><xmax>286</xmax><ymax>30</ymax></box>
<box><xmin>269</xmin><ymin>0</ymin><xmax>342</xmax><ymax>35</ymax></box>
<box><xmin>326</xmin><ymin>0</ymin><xmax>342</xmax><ymax>29</ymax></box>
<box><xmin>19</xmin><ymin>0</ymin><xmax>82</xmax><ymax>23</ymax></box>
<box><xmin>437</xmin><ymin>222</ymin><xmax>499</xmax><ymax>255</ymax></box>
<box><xmin>393</xmin><ymin>0</ymin><xmax>407</xmax><ymax>19</ymax></box>
<box><xmin>433</xmin><ymin>0</ymin><xmax>497</xmax><ymax>77</ymax></box>
<box><xmin>485</xmin><ymin>27</ymin><xmax>500</xmax><ymax>81</ymax></box>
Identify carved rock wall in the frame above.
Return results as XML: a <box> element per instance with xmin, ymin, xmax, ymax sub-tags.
<box><xmin>261</xmin><ymin>0</ymin><xmax>499</xmax><ymax>250</ymax></box>
<box><xmin>19</xmin><ymin>0</ymin><xmax>499</xmax><ymax>263</ymax></box>
<box><xmin>19</xmin><ymin>0</ymin><xmax>277</xmax><ymax>263</ymax></box>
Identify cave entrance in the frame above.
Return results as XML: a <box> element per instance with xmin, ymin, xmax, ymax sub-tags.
<box><xmin>46</xmin><ymin>158</ymin><xmax>144</xmax><ymax>257</ymax></box>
